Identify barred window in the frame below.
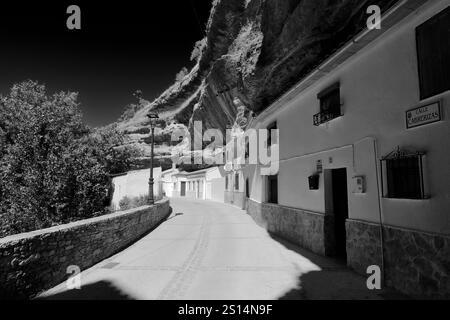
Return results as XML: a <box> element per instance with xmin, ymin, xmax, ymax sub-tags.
<box><xmin>314</xmin><ymin>83</ymin><xmax>341</xmax><ymax>126</ymax></box>
<box><xmin>381</xmin><ymin>148</ymin><xmax>426</xmax><ymax>200</ymax></box>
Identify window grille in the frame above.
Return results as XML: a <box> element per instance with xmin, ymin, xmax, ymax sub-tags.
<box><xmin>380</xmin><ymin>147</ymin><xmax>427</xmax><ymax>199</ymax></box>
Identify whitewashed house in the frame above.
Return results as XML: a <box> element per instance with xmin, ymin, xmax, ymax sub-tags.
<box><xmin>161</xmin><ymin>165</ymin><xmax>180</xmax><ymax>198</ymax></box>
<box><xmin>233</xmin><ymin>0</ymin><xmax>449</xmax><ymax>298</ymax></box>
<box><xmin>169</xmin><ymin>166</ymin><xmax>226</xmax><ymax>202</ymax></box>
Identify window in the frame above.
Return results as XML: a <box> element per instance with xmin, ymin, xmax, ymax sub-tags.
<box><xmin>416</xmin><ymin>6</ymin><xmax>450</xmax><ymax>100</ymax></box>
<box><xmin>314</xmin><ymin>83</ymin><xmax>341</xmax><ymax>126</ymax></box>
<box><xmin>267</xmin><ymin>175</ymin><xmax>278</xmax><ymax>204</ymax></box>
<box><xmin>381</xmin><ymin>148</ymin><xmax>426</xmax><ymax>199</ymax></box>
<box><xmin>267</xmin><ymin>122</ymin><xmax>277</xmax><ymax>147</ymax></box>
<box><xmin>235</xmin><ymin>173</ymin><xmax>240</xmax><ymax>191</ymax></box>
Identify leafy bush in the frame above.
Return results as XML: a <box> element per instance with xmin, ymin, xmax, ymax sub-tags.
<box><xmin>118</xmin><ymin>194</ymin><xmax>163</xmax><ymax>211</ymax></box>
<box><xmin>0</xmin><ymin>80</ymin><xmax>135</xmax><ymax>237</ymax></box>
<box><xmin>118</xmin><ymin>196</ymin><xmax>133</xmax><ymax>211</ymax></box>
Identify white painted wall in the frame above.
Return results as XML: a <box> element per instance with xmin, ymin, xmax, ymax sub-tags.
<box><xmin>161</xmin><ymin>168</ymin><xmax>179</xmax><ymax>197</ymax></box>
<box><xmin>247</xmin><ymin>0</ymin><xmax>450</xmax><ymax>234</ymax></box>
<box><xmin>111</xmin><ymin>167</ymin><xmax>162</xmax><ymax>210</ymax></box>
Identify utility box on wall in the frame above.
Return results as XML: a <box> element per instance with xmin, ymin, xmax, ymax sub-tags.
<box><xmin>352</xmin><ymin>175</ymin><xmax>366</xmax><ymax>193</ymax></box>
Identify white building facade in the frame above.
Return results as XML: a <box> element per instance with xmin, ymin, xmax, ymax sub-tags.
<box><xmin>110</xmin><ymin>167</ymin><xmax>163</xmax><ymax>210</ymax></box>
<box><xmin>170</xmin><ymin>166</ymin><xmax>226</xmax><ymax>202</ymax></box>
<box><xmin>240</xmin><ymin>0</ymin><xmax>449</xmax><ymax>298</ymax></box>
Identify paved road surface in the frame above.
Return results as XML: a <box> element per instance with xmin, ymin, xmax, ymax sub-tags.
<box><xmin>39</xmin><ymin>198</ymin><xmax>403</xmax><ymax>300</ymax></box>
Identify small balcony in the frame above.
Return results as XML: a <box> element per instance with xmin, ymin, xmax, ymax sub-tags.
<box><xmin>313</xmin><ymin>109</ymin><xmax>342</xmax><ymax>126</ymax></box>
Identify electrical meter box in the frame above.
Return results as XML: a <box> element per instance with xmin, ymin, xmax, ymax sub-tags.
<box><xmin>352</xmin><ymin>175</ymin><xmax>365</xmax><ymax>193</ymax></box>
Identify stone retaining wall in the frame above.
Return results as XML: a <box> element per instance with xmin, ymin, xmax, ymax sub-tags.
<box><xmin>346</xmin><ymin>219</ymin><xmax>383</xmax><ymax>275</ymax></box>
<box><xmin>247</xmin><ymin>199</ymin><xmax>328</xmax><ymax>255</ymax></box>
<box><xmin>248</xmin><ymin>201</ymin><xmax>450</xmax><ymax>298</ymax></box>
<box><xmin>346</xmin><ymin>219</ymin><xmax>450</xmax><ymax>298</ymax></box>
<box><xmin>0</xmin><ymin>199</ymin><xmax>171</xmax><ymax>299</ymax></box>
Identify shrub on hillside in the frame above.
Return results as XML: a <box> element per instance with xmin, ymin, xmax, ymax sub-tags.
<box><xmin>118</xmin><ymin>194</ymin><xmax>163</xmax><ymax>211</ymax></box>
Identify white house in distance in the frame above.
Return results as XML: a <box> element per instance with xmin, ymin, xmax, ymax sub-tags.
<box><xmin>160</xmin><ymin>165</ymin><xmax>179</xmax><ymax>198</ymax></box>
<box><xmin>110</xmin><ymin>167</ymin><xmax>163</xmax><ymax>210</ymax></box>
<box><xmin>226</xmin><ymin>0</ymin><xmax>450</xmax><ymax>298</ymax></box>
<box><xmin>110</xmin><ymin>164</ymin><xmax>226</xmax><ymax>208</ymax></box>
<box><xmin>164</xmin><ymin>166</ymin><xmax>226</xmax><ymax>202</ymax></box>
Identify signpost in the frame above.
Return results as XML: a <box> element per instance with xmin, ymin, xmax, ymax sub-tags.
<box><xmin>406</xmin><ymin>101</ymin><xmax>442</xmax><ymax>129</ymax></box>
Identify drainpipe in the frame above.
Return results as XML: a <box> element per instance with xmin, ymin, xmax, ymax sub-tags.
<box><xmin>373</xmin><ymin>138</ymin><xmax>386</xmax><ymax>287</ymax></box>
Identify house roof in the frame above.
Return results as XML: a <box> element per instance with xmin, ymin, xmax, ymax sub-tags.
<box><xmin>173</xmin><ymin>166</ymin><xmax>220</xmax><ymax>178</ymax></box>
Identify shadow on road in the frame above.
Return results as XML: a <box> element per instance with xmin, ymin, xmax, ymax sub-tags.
<box><xmin>269</xmin><ymin>233</ymin><xmax>409</xmax><ymax>300</ymax></box>
<box><xmin>166</xmin><ymin>212</ymin><xmax>184</xmax><ymax>221</ymax></box>
<box><xmin>37</xmin><ymin>280</ymin><xmax>135</xmax><ymax>300</ymax></box>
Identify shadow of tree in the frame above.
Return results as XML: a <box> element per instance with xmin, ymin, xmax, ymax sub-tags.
<box><xmin>37</xmin><ymin>280</ymin><xmax>135</xmax><ymax>300</ymax></box>
<box><xmin>166</xmin><ymin>212</ymin><xmax>184</xmax><ymax>221</ymax></box>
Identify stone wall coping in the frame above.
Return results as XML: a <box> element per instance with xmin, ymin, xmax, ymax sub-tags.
<box><xmin>346</xmin><ymin>218</ymin><xmax>450</xmax><ymax>239</ymax></box>
<box><xmin>0</xmin><ymin>198</ymin><xmax>169</xmax><ymax>246</ymax></box>
<box><xmin>346</xmin><ymin>218</ymin><xmax>382</xmax><ymax>228</ymax></box>
<box><xmin>248</xmin><ymin>198</ymin><xmax>325</xmax><ymax>218</ymax></box>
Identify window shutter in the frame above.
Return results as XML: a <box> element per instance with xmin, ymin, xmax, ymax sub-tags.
<box><xmin>416</xmin><ymin>6</ymin><xmax>450</xmax><ymax>99</ymax></box>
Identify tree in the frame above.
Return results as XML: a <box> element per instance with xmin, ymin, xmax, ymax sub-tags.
<box><xmin>87</xmin><ymin>124</ymin><xmax>141</xmax><ymax>175</ymax></box>
<box><xmin>0</xmin><ymin>80</ymin><xmax>135</xmax><ymax>237</ymax></box>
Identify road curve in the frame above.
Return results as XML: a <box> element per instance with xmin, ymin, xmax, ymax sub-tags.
<box><xmin>39</xmin><ymin>198</ymin><xmax>397</xmax><ymax>300</ymax></box>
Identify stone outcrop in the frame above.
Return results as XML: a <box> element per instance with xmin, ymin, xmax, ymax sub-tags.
<box><xmin>0</xmin><ymin>199</ymin><xmax>171</xmax><ymax>299</ymax></box>
<box><xmin>116</xmin><ymin>0</ymin><xmax>399</xmax><ymax>168</ymax></box>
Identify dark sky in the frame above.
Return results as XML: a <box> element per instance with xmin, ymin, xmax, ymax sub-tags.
<box><xmin>0</xmin><ymin>1</ymin><xmax>212</xmax><ymax>127</ymax></box>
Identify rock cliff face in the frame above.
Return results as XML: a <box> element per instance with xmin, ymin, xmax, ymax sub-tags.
<box><xmin>117</xmin><ymin>0</ymin><xmax>398</xmax><ymax>170</ymax></box>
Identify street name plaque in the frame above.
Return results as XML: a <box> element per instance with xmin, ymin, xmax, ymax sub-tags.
<box><xmin>406</xmin><ymin>101</ymin><xmax>442</xmax><ymax>129</ymax></box>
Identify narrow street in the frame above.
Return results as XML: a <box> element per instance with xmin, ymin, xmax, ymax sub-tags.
<box><xmin>39</xmin><ymin>198</ymin><xmax>401</xmax><ymax>300</ymax></box>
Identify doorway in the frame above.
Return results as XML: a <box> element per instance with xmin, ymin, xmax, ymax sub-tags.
<box><xmin>325</xmin><ymin>168</ymin><xmax>349</xmax><ymax>260</ymax></box>
<box><xmin>331</xmin><ymin>168</ymin><xmax>349</xmax><ymax>260</ymax></box>
<box><xmin>180</xmin><ymin>182</ymin><xmax>186</xmax><ymax>197</ymax></box>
